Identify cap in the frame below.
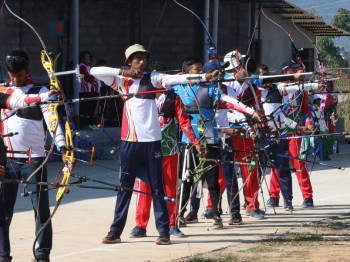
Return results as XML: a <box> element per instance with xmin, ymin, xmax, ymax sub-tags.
<box><xmin>280</xmin><ymin>59</ymin><xmax>299</xmax><ymax>71</ymax></box>
<box><xmin>314</xmin><ymin>94</ymin><xmax>323</xmax><ymax>100</ymax></box>
<box><xmin>223</xmin><ymin>50</ymin><xmax>245</xmax><ymax>71</ymax></box>
<box><xmin>203</xmin><ymin>60</ymin><xmax>229</xmax><ymax>73</ymax></box>
<box><xmin>124</xmin><ymin>44</ymin><xmax>150</xmax><ymax>64</ymax></box>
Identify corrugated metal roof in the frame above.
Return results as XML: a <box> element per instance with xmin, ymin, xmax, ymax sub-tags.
<box><xmin>261</xmin><ymin>0</ymin><xmax>350</xmax><ymax>36</ymax></box>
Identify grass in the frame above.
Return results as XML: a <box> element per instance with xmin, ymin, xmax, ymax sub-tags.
<box><xmin>177</xmin><ymin>214</ymin><xmax>350</xmax><ymax>262</ymax></box>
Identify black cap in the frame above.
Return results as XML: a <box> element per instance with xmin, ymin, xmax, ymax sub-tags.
<box><xmin>203</xmin><ymin>60</ymin><xmax>229</xmax><ymax>73</ymax></box>
<box><xmin>280</xmin><ymin>59</ymin><xmax>299</xmax><ymax>71</ymax></box>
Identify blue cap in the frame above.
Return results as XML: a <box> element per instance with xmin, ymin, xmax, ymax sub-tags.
<box><xmin>280</xmin><ymin>59</ymin><xmax>299</xmax><ymax>70</ymax></box>
<box><xmin>203</xmin><ymin>60</ymin><xmax>228</xmax><ymax>73</ymax></box>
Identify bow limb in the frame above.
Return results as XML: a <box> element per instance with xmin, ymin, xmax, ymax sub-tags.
<box><xmin>4</xmin><ymin>2</ymin><xmax>76</xmax><ymax>258</ymax></box>
<box><xmin>4</xmin><ymin>2</ymin><xmax>61</xmax><ymax>183</ymax></box>
<box><xmin>261</xmin><ymin>9</ymin><xmax>305</xmax><ymax>70</ymax></box>
<box><xmin>56</xmin><ymin>121</ymin><xmax>74</xmax><ymax>201</ymax></box>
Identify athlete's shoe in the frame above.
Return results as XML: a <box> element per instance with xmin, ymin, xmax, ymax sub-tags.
<box><xmin>179</xmin><ymin>216</ymin><xmax>187</xmax><ymax>227</ymax></box>
<box><xmin>102</xmin><ymin>231</ymin><xmax>121</xmax><ymax>244</ymax></box>
<box><xmin>284</xmin><ymin>199</ymin><xmax>294</xmax><ymax>211</ymax></box>
<box><xmin>302</xmin><ymin>198</ymin><xmax>314</xmax><ymax>208</ymax></box>
<box><xmin>212</xmin><ymin>216</ymin><xmax>223</xmax><ymax>229</ymax></box>
<box><xmin>241</xmin><ymin>202</ymin><xmax>247</xmax><ymax>210</ymax></box>
<box><xmin>33</xmin><ymin>255</ymin><xmax>50</xmax><ymax>262</ymax></box>
<box><xmin>156</xmin><ymin>231</ymin><xmax>170</xmax><ymax>245</ymax></box>
<box><xmin>249</xmin><ymin>209</ymin><xmax>265</xmax><ymax>220</ymax></box>
<box><xmin>169</xmin><ymin>227</ymin><xmax>185</xmax><ymax>238</ymax></box>
<box><xmin>129</xmin><ymin>226</ymin><xmax>147</xmax><ymax>238</ymax></box>
<box><xmin>266</xmin><ymin>197</ymin><xmax>279</xmax><ymax>207</ymax></box>
<box><xmin>0</xmin><ymin>257</ymin><xmax>12</xmax><ymax>262</ymax></box>
<box><xmin>228</xmin><ymin>213</ymin><xmax>243</xmax><ymax>225</ymax></box>
<box><xmin>245</xmin><ymin>206</ymin><xmax>250</xmax><ymax>216</ymax></box>
<box><xmin>185</xmin><ymin>212</ymin><xmax>198</xmax><ymax>223</ymax></box>
<box><xmin>201</xmin><ymin>209</ymin><xmax>214</xmax><ymax>219</ymax></box>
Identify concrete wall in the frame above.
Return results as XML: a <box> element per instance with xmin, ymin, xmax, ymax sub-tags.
<box><xmin>0</xmin><ymin>0</ymin><xmax>251</xmax><ymax>87</ymax></box>
<box><xmin>0</xmin><ymin>1</ymin><xmax>317</xmax><ymax>88</ymax></box>
<box><xmin>260</xmin><ymin>9</ymin><xmax>316</xmax><ymax>73</ymax></box>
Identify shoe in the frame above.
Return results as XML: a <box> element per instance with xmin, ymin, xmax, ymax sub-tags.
<box><xmin>241</xmin><ymin>202</ymin><xmax>247</xmax><ymax>210</ymax></box>
<box><xmin>185</xmin><ymin>212</ymin><xmax>198</xmax><ymax>223</ymax></box>
<box><xmin>102</xmin><ymin>231</ymin><xmax>121</xmax><ymax>244</ymax></box>
<box><xmin>302</xmin><ymin>198</ymin><xmax>314</xmax><ymax>208</ymax></box>
<box><xmin>212</xmin><ymin>216</ymin><xmax>223</xmax><ymax>229</ymax></box>
<box><xmin>33</xmin><ymin>255</ymin><xmax>50</xmax><ymax>262</ymax></box>
<box><xmin>179</xmin><ymin>216</ymin><xmax>187</xmax><ymax>228</ymax></box>
<box><xmin>201</xmin><ymin>209</ymin><xmax>214</xmax><ymax>219</ymax></box>
<box><xmin>155</xmin><ymin>231</ymin><xmax>170</xmax><ymax>245</ymax></box>
<box><xmin>169</xmin><ymin>227</ymin><xmax>185</xmax><ymax>238</ymax></box>
<box><xmin>0</xmin><ymin>257</ymin><xmax>12</xmax><ymax>262</ymax></box>
<box><xmin>245</xmin><ymin>206</ymin><xmax>250</xmax><ymax>216</ymax></box>
<box><xmin>284</xmin><ymin>200</ymin><xmax>294</xmax><ymax>211</ymax></box>
<box><xmin>266</xmin><ymin>197</ymin><xmax>279</xmax><ymax>207</ymax></box>
<box><xmin>249</xmin><ymin>209</ymin><xmax>265</xmax><ymax>220</ymax></box>
<box><xmin>228</xmin><ymin>213</ymin><xmax>243</xmax><ymax>225</ymax></box>
<box><xmin>129</xmin><ymin>226</ymin><xmax>147</xmax><ymax>238</ymax></box>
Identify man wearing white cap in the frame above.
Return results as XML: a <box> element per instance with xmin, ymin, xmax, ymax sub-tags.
<box><xmin>91</xmin><ymin>44</ymin><xmax>220</xmax><ymax>245</ymax></box>
<box><xmin>223</xmin><ymin>51</ymin><xmax>266</xmax><ymax>220</ymax></box>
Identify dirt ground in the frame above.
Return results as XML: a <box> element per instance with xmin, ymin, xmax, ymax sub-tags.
<box><xmin>178</xmin><ymin>213</ymin><xmax>350</xmax><ymax>262</ymax></box>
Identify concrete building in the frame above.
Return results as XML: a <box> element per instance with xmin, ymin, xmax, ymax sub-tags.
<box><xmin>0</xmin><ymin>0</ymin><xmax>348</xmax><ymax>96</ymax></box>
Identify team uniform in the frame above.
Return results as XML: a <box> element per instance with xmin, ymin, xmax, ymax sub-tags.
<box><xmin>226</xmin><ymin>74</ymin><xmax>262</xmax><ymax>214</ymax></box>
<box><xmin>134</xmin><ymin>93</ymin><xmax>199</xmax><ymax>234</ymax></box>
<box><xmin>261</xmin><ymin>83</ymin><xmax>301</xmax><ymax>206</ymax></box>
<box><xmin>267</xmin><ymin>83</ymin><xmax>317</xmax><ymax>204</ymax></box>
<box><xmin>171</xmin><ymin>82</ymin><xmax>254</xmax><ymax>224</ymax></box>
<box><xmin>203</xmin><ymin>84</ymin><xmax>241</xmax><ymax>220</ymax></box>
<box><xmin>0</xmin><ymin>77</ymin><xmax>64</xmax><ymax>261</ymax></box>
<box><xmin>91</xmin><ymin>66</ymin><xmax>208</xmax><ymax>239</ymax></box>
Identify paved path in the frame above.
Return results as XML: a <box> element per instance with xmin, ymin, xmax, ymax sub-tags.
<box><xmin>8</xmin><ymin>144</ymin><xmax>350</xmax><ymax>261</ymax></box>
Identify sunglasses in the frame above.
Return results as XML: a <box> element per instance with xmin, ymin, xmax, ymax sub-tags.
<box><xmin>6</xmin><ymin>56</ymin><xmax>28</xmax><ymax>64</ymax></box>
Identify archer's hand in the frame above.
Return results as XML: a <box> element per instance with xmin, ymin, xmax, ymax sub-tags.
<box><xmin>205</xmin><ymin>70</ymin><xmax>219</xmax><ymax>82</ymax></box>
<box><xmin>252</xmin><ymin>111</ymin><xmax>262</xmax><ymax>122</ymax></box>
<box><xmin>196</xmin><ymin>145</ymin><xmax>208</xmax><ymax>158</ymax></box>
<box><xmin>296</xmin><ymin>125</ymin><xmax>313</xmax><ymax>135</ymax></box>
<box><xmin>123</xmin><ymin>69</ymin><xmax>143</xmax><ymax>78</ymax></box>
<box><xmin>318</xmin><ymin>83</ymin><xmax>325</xmax><ymax>90</ymax></box>
<box><xmin>293</xmin><ymin>69</ymin><xmax>305</xmax><ymax>81</ymax></box>
<box><xmin>0</xmin><ymin>165</ymin><xmax>6</xmax><ymax>179</ymax></box>
<box><xmin>48</xmin><ymin>89</ymin><xmax>62</xmax><ymax>100</ymax></box>
<box><xmin>249</xmin><ymin>130</ymin><xmax>257</xmax><ymax>139</ymax></box>
<box><xmin>221</xmin><ymin>128</ymin><xmax>241</xmax><ymax>137</ymax></box>
<box><xmin>194</xmin><ymin>144</ymin><xmax>202</xmax><ymax>156</ymax></box>
<box><xmin>61</xmin><ymin>152</ymin><xmax>68</xmax><ymax>165</ymax></box>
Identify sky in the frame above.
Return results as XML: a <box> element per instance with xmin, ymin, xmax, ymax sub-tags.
<box><xmin>287</xmin><ymin>0</ymin><xmax>350</xmax><ymax>49</ymax></box>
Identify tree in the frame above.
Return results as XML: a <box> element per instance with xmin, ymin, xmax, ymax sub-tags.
<box><xmin>317</xmin><ymin>36</ymin><xmax>349</xmax><ymax>69</ymax></box>
<box><xmin>331</xmin><ymin>8</ymin><xmax>350</xmax><ymax>33</ymax></box>
<box><xmin>309</xmin><ymin>8</ymin><xmax>349</xmax><ymax>69</ymax></box>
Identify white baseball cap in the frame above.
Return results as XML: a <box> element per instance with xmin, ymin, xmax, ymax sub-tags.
<box><xmin>223</xmin><ymin>50</ymin><xmax>245</xmax><ymax>71</ymax></box>
<box><xmin>314</xmin><ymin>94</ymin><xmax>323</xmax><ymax>100</ymax></box>
<box><xmin>124</xmin><ymin>44</ymin><xmax>150</xmax><ymax>64</ymax></box>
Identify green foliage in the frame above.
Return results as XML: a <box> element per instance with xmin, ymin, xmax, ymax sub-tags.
<box><xmin>316</xmin><ymin>36</ymin><xmax>349</xmax><ymax>69</ymax></box>
<box><xmin>309</xmin><ymin>8</ymin><xmax>350</xmax><ymax>69</ymax></box>
<box><xmin>331</xmin><ymin>8</ymin><xmax>350</xmax><ymax>33</ymax></box>
<box><xmin>336</xmin><ymin>77</ymin><xmax>350</xmax><ymax>131</ymax></box>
